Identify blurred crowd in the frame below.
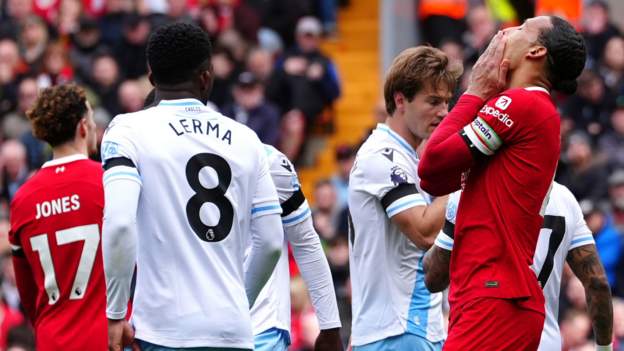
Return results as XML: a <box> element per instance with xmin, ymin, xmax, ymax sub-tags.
<box><xmin>1</xmin><ymin>0</ymin><xmax>624</xmax><ymax>350</ymax></box>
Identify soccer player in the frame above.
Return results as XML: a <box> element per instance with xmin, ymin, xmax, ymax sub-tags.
<box><xmin>348</xmin><ymin>46</ymin><xmax>461</xmax><ymax>350</ymax></box>
<box><xmin>417</xmin><ymin>17</ymin><xmax>587</xmax><ymax>350</ymax></box>
<box><xmin>9</xmin><ymin>84</ymin><xmax>107</xmax><ymax>351</ymax></box>
<box><xmin>251</xmin><ymin>145</ymin><xmax>342</xmax><ymax>351</ymax></box>
<box><xmin>423</xmin><ymin>183</ymin><xmax>614</xmax><ymax>351</ymax></box>
<box><xmin>101</xmin><ymin>23</ymin><xmax>284</xmax><ymax>351</ymax></box>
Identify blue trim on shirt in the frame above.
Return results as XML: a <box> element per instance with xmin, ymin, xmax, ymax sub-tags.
<box><xmin>158</xmin><ymin>99</ymin><xmax>204</xmax><ymax>107</ymax></box>
<box><xmin>436</xmin><ymin>237</ymin><xmax>454</xmax><ymax>250</ymax></box>
<box><xmin>251</xmin><ymin>204</ymin><xmax>281</xmax><ymax>214</ymax></box>
<box><xmin>103</xmin><ymin>171</ymin><xmax>141</xmax><ymax>183</ymax></box>
<box><xmin>571</xmin><ymin>236</ymin><xmax>594</xmax><ymax>246</ymax></box>
<box><xmin>406</xmin><ymin>256</ymin><xmax>430</xmax><ymax>337</ymax></box>
<box><xmin>376</xmin><ymin>124</ymin><xmax>416</xmax><ymax>157</ymax></box>
<box><xmin>386</xmin><ymin>198</ymin><xmax>426</xmax><ymax>217</ymax></box>
<box><xmin>282</xmin><ymin>207</ymin><xmax>311</xmax><ymax>225</ymax></box>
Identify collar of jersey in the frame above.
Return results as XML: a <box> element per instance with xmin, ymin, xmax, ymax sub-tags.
<box><xmin>375</xmin><ymin>123</ymin><xmax>417</xmax><ymax>157</ymax></box>
<box><xmin>157</xmin><ymin>99</ymin><xmax>206</xmax><ymax>107</ymax></box>
<box><xmin>42</xmin><ymin>154</ymin><xmax>87</xmax><ymax>168</ymax></box>
<box><xmin>524</xmin><ymin>86</ymin><xmax>550</xmax><ymax>95</ymax></box>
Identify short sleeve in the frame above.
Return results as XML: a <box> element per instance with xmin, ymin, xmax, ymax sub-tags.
<box><xmin>352</xmin><ymin>148</ymin><xmax>426</xmax><ymax>218</ymax></box>
<box><xmin>251</xmin><ymin>144</ymin><xmax>282</xmax><ymax>219</ymax></box>
<box><xmin>461</xmin><ymin>90</ymin><xmax>527</xmax><ymax>156</ymax></box>
<box><xmin>434</xmin><ymin>190</ymin><xmax>461</xmax><ymax>251</ymax></box>
<box><xmin>265</xmin><ymin>146</ymin><xmax>310</xmax><ymax>227</ymax></box>
<box><xmin>101</xmin><ymin>116</ymin><xmax>139</xmax><ymax>168</ymax></box>
<box><xmin>567</xmin><ymin>194</ymin><xmax>595</xmax><ymax>251</ymax></box>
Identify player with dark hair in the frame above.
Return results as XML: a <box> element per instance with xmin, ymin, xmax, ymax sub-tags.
<box><xmin>418</xmin><ymin>16</ymin><xmax>587</xmax><ymax>350</ymax></box>
<box><xmin>9</xmin><ymin>84</ymin><xmax>107</xmax><ymax>351</ymax></box>
<box><xmin>102</xmin><ymin>22</ymin><xmax>283</xmax><ymax>351</ymax></box>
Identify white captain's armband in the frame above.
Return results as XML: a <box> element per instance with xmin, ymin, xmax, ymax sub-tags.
<box><xmin>461</xmin><ymin>117</ymin><xmax>503</xmax><ymax>156</ymax></box>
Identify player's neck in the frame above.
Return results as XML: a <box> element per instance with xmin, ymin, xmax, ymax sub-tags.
<box><xmin>152</xmin><ymin>87</ymin><xmax>205</xmax><ymax>105</ymax></box>
<box><xmin>385</xmin><ymin>116</ymin><xmax>422</xmax><ymax>151</ymax></box>
<box><xmin>507</xmin><ymin>64</ymin><xmax>550</xmax><ymax>91</ymax></box>
<box><xmin>52</xmin><ymin>142</ymin><xmax>88</xmax><ymax>160</ymax></box>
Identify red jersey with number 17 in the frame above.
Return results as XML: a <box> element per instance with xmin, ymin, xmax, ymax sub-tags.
<box><xmin>9</xmin><ymin>155</ymin><xmax>107</xmax><ymax>351</ymax></box>
<box><xmin>451</xmin><ymin>87</ymin><xmax>560</xmax><ymax>314</ymax></box>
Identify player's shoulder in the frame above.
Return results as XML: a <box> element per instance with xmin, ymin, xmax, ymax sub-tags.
<box><xmin>546</xmin><ymin>182</ymin><xmax>578</xmax><ymax>214</ymax></box>
<box><xmin>264</xmin><ymin>144</ymin><xmax>296</xmax><ymax>173</ymax></box>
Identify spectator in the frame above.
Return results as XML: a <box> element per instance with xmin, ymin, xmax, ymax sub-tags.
<box><xmin>221</xmin><ymin>71</ymin><xmax>280</xmax><ymax>146</ymax></box>
<box><xmin>88</xmin><ymin>53</ymin><xmax>121</xmax><ymax>116</ymax></box>
<box><xmin>463</xmin><ymin>5</ymin><xmax>497</xmax><ymax>65</ymax></box>
<box><xmin>311</xmin><ymin>179</ymin><xmax>339</xmax><ymax>241</ymax></box>
<box><xmin>562</xmin><ymin>70</ymin><xmax>614</xmax><ymax>138</ymax></box>
<box><xmin>55</xmin><ymin>0</ymin><xmax>82</xmax><ymax>36</ymax></box>
<box><xmin>69</xmin><ymin>17</ymin><xmax>104</xmax><ymax>83</ymax></box>
<box><xmin>6</xmin><ymin>325</ymin><xmax>35</xmax><ymax>351</ymax></box>
<box><xmin>330</xmin><ymin>144</ymin><xmax>354</xmax><ymax>211</ymax></box>
<box><xmin>557</xmin><ymin>132</ymin><xmax>610</xmax><ymax>202</ymax></box>
<box><xmin>0</xmin><ymin>0</ymin><xmax>33</xmax><ymax>40</ymax></box>
<box><xmin>582</xmin><ymin>0</ymin><xmax>621</xmax><ymax>68</ymax></box>
<box><xmin>114</xmin><ymin>14</ymin><xmax>150</xmax><ymax>79</ymax></box>
<box><xmin>599</xmin><ymin>103</ymin><xmax>624</xmax><ymax>170</ymax></box>
<box><xmin>36</xmin><ymin>42</ymin><xmax>74</xmax><ymax>88</ymax></box>
<box><xmin>269</xmin><ymin>16</ymin><xmax>340</xmax><ymax>126</ymax></box>
<box><xmin>581</xmin><ymin>198</ymin><xmax>622</xmax><ymax>294</ymax></box>
<box><xmin>117</xmin><ymin>79</ymin><xmax>145</xmax><ymax>114</ymax></box>
<box><xmin>0</xmin><ymin>140</ymin><xmax>28</xmax><ymax>203</ymax></box>
<box><xmin>17</xmin><ymin>16</ymin><xmax>49</xmax><ymax>72</ymax></box>
<box><xmin>599</xmin><ymin>36</ymin><xmax>624</xmax><ymax>94</ymax></box>
<box><xmin>208</xmin><ymin>46</ymin><xmax>238</xmax><ymax>109</ymax></box>
<box><xmin>253</xmin><ymin>0</ymin><xmax>313</xmax><ymax>48</ymax></box>
<box><xmin>613</xmin><ymin>298</ymin><xmax>624</xmax><ymax>350</ymax></box>
<box><xmin>246</xmin><ymin>46</ymin><xmax>275</xmax><ymax>83</ymax></box>
<box><xmin>99</xmin><ymin>0</ymin><xmax>133</xmax><ymax>47</ymax></box>
<box><xmin>3</xmin><ymin>77</ymin><xmax>38</xmax><ymax>140</ymax></box>
<box><xmin>608</xmin><ymin>169</ymin><xmax>624</xmax><ymax>232</ymax></box>
<box><xmin>418</xmin><ymin>0</ymin><xmax>467</xmax><ymax>48</ymax></box>
<box><xmin>560</xmin><ymin>309</ymin><xmax>592</xmax><ymax>351</ymax></box>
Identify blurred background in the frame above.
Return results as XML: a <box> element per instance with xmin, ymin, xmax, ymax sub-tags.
<box><xmin>0</xmin><ymin>0</ymin><xmax>623</xmax><ymax>350</ymax></box>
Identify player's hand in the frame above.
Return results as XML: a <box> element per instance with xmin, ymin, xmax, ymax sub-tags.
<box><xmin>315</xmin><ymin>328</ymin><xmax>343</xmax><ymax>351</ymax></box>
<box><xmin>108</xmin><ymin>318</ymin><xmax>138</xmax><ymax>351</ymax></box>
<box><xmin>466</xmin><ymin>31</ymin><xmax>510</xmax><ymax>101</ymax></box>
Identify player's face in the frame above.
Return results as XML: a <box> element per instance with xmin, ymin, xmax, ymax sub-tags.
<box><xmin>403</xmin><ymin>85</ymin><xmax>452</xmax><ymax>140</ymax></box>
<box><xmin>84</xmin><ymin>101</ymin><xmax>97</xmax><ymax>155</ymax></box>
<box><xmin>502</xmin><ymin>16</ymin><xmax>552</xmax><ymax>70</ymax></box>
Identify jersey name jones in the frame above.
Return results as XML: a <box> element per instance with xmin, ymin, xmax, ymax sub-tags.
<box><xmin>35</xmin><ymin>194</ymin><xmax>81</xmax><ymax>219</ymax></box>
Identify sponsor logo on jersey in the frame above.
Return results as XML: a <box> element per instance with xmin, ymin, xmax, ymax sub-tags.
<box><xmin>390</xmin><ymin>165</ymin><xmax>408</xmax><ymax>185</ymax></box>
<box><xmin>495</xmin><ymin>95</ymin><xmax>512</xmax><ymax>110</ymax></box>
<box><xmin>480</xmin><ymin>105</ymin><xmax>514</xmax><ymax>128</ymax></box>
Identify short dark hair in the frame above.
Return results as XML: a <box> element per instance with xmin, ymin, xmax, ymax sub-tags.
<box><xmin>27</xmin><ymin>84</ymin><xmax>88</xmax><ymax>147</ymax></box>
<box><xmin>147</xmin><ymin>22</ymin><xmax>212</xmax><ymax>85</ymax></box>
<box><xmin>538</xmin><ymin>16</ymin><xmax>587</xmax><ymax>94</ymax></box>
<box><xmin>384</xmin><ymin>46</ymin><xmax>462</xmax><ymax>116</ymax></box>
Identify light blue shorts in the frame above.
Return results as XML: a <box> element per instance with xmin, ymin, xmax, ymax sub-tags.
<box><xmin>135</xmin><ymin>339</ymin><xmax>251</xmax><ymax>351</ymax></box>
<box><xmin>353</xmin><ymin>333</ymin><xmax>443</xmax><ymax>351</ymax></box>
<box><xmin>254</xmin><ymin>327</ymin><xmax>290</xmax><ymax>351</ymax></box>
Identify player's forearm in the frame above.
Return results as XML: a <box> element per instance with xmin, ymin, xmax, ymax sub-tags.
<box><xmin>12</xmin><ymin>257</ymin><xmax>38</xmax><ymax>321</ymax></box>
<box><xmin>423</xmin><ymin>246</ymin><xmax>451</xmax><ymax>293</ymax></box>
<box><xmin>245</xmin><ymin>213</ymin><xmax>284</xmax><ymax>307</ymax></box>
<box><xmin>418</xmin><ymin>94</ymin><xmax>483</xmax><ymax>195</ymax></box>
<box><xmin>102</xmin><ymin>176</ymin><xmax>141</xmax><ymax>320</ymax></box>
<box><xmin>567</xmin><ymin>245</ymin><xmax>614</xmax><ymax>345</ymax></box>
<box><xmin>287</xmin><ymin>217</ymin><xmax>341</xmax><ymax>329</ymax></box>
<box><xmin>407</xmin><ymin>196</ymin><xmax>448</xmax><ymax>247</ymax></box>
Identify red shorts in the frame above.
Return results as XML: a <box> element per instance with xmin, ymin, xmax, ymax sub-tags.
<box><xmin>443</xmin><ymin>297</ymin><xmax>545</xmax><ymax>351</ymax></box>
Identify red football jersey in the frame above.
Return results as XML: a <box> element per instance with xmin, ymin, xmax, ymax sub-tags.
<box><xmin>9</xmin><ymin>155</ymin><xmax>107</xmax><ymax>351</ymax></box>
<box><xmin>450</xmin><ymin>87</ymin><xmax>560</xmax><ymax>313</ymax></box>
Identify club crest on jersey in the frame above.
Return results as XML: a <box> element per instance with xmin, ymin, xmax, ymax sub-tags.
<box><xmin>390</xmin><ymin>166</ymin><xmax>408</xmax><ymax>185</ymax></box>
<box><xmin>495</xmin><ymin>95</ymin><xmax>512</xmax><ymax>110</ymax></box>
<box><xmin>101</xmin><ymin>141</ymin><xmax>119</xmax><ymax>160</ymax></box>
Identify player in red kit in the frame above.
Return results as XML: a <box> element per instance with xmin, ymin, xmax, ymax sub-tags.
<box><xmin>9</xmin><ymin>84</ymin><xmax>108</xmax><ymax>351</ymax></box>
<box><xmin>418</xmin><ymin>17</ymin><xmax>587</xmax><ymax>350</ymax></box>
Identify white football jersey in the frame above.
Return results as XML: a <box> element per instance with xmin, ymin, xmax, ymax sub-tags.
<box><xmin>250</xmin><ymin>145</ymin><xmax>310</xmax><ymax>335</ymax></box>
<box><xmin>348</xmin><ymin>124</ymin><xmax>445</xmax><ymax>347</ymax></box>
<box><xmin>435</xmin><ymin>182</ymin><xmax>595</xmax><ymax>351</ymax></box>
<box><xmin>101</xmin><ymin>99</ymin><xmax>281</xmax><ymax>348</ymax></box>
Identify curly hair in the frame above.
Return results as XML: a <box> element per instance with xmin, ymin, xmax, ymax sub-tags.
<box><xmin>26</xmin><ymin>84</ymin><xmax>88</xmax><ymax>147</ymax></box>
<box><xmin>384</xmin><ymin>46</ymin><xmax>463</xmax><ymax>116</ymax></box>
<box><xmin>147</xmin><ymin>22</ymin><xmax>212</xmax><ymax>85</ymax></box>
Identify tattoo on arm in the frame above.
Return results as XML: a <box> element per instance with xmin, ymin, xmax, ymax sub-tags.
<box><xmin>423</xmin><ymin>246</ymin><xmax>451</xmax><ymax>293</ymax></box>
<box><xmin>567</xmin><ymin>244</ymin><xmax>613</xmax><ymax>345</ymax></box>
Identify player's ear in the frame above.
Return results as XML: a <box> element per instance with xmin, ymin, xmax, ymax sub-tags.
<box><xmin>527</xmin><ymin>45</ymin><xmax>547</xmax><ymax>60</ymax></box>
<box><xmin>77</xmin><ymin>117</ymin><xmax>88</xmax><ymax>138</ymax></box>
<box><xmin>393</xmin><ymin>92</ymin><xmax>405</xmax><ymax>113</ymax></box>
